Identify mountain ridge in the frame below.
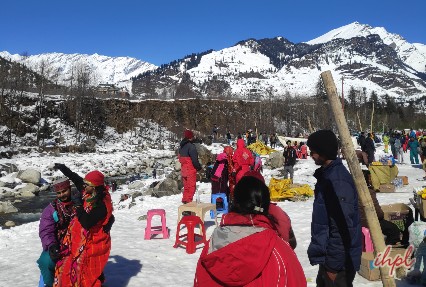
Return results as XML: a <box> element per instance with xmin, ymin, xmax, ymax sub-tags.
<box><xmin>1</xmin><ymin>22</ymin><xmax>425</xmax><ymax>100</ymax></box>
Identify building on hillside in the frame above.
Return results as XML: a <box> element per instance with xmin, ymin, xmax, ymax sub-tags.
<box><xmin>96</xmin><ymin>83</ymin><xmax>130</xmax><ymax>97</ymax></box>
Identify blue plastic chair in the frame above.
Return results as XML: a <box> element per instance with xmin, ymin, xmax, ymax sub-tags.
<box><xmin>211</xmin><ymin>193</ymin><xmax>229</xmax><ymax>218</ymax></box>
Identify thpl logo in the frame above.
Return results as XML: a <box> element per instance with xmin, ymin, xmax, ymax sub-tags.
<box><xmin>374</xmin><ymin>245</ymin><xmax>415</xmax><ymax>276</ymax></box>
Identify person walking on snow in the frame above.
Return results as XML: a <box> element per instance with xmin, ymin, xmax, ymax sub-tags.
<box><xmin>307</xmin><ymin>130</ymin><xmax>362</xmax><ymax>287</ymax></box>
<box><xmin>232</xmin><ymin>138</ymin><xmax>254</xmax><ymax>184</ymax></box>
<box><xmin>179</xmin><ymin>129</ymin><xmax>202</xmax><ymax>203</ymax></box>
<box><xmin>408</xmin><ymin>136</ymin><xmax>420</xmax><ymax>164</ymax></box>
<box><xmin>283</xmin><ymin>140</ymin><xmax>297</xmax><ymax>180</ymax></box>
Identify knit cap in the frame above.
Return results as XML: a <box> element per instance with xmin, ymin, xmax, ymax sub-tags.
<box><xmin>184</xmin><ymin>129</ymin><xmax>194</xmax><ymax>139</ymax></box>
<box><xmin>307</xmin><ymin>130</ymin><xmax>338</xmax><ymax>160</ymax></box>
<box><xmin>52</xmin><ymin>177</ymin><xmax>71</xmax><ymax>192</ymax></box>
<box><xmin>84</xmin><ymin>170</ymin><xmax>105</xmax><ymax>187</ymax></box>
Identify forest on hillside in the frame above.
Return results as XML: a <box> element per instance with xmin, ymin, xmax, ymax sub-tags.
<box><xmin>2</xmin><ymin>56</ymin><xmax>426</xmax><ymax>149</ymax></box>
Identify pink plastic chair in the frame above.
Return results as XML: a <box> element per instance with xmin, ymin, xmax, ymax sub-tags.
<box><xmin>362</xmin><ymin>227</ymin><xmax>374</xmax><ymax>252</ymax></box>
<box><xmin>144</xmin><ymin>209</ymin><xmax>169</xmax><ymax>240</ymax></box>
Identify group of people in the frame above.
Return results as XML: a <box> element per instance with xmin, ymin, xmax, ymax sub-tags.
<box><xmin>39</xmin><ymin>127</ymin><xmax>376</xmax><ymax>286</ymax></box>
<box><xmin>38</xmin><ymin>165</ymin><xmax>114</xmax><ymax>287</ymax></box>
<box><xmin>180</xmin><ymin>128</ymin><xmax>362</xmax><ymax>286</ymax></box>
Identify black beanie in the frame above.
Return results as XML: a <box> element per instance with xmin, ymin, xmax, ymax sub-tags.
<box><xmin>307</xmin><ymin>130</ymin><xmax>338</xmax><ymax>160</ymax></box>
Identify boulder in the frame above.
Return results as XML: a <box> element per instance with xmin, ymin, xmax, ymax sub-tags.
<box><xmin>128</xmin><ymin>180</ymin><xmax>145</xmax><ymax>190</ymax></box>
<box><xmin>152</xmin><ymin>178</ymin><xmax>179</xmax><ymax>198</ymax></box>
<box><xmin>4</xmin><ymin>220</ymin><xmax>15</xmax><ymax>227</ymax></box>
<box><xmin>0</xmin><ymin>201</ymin><xmax>18</xmax><ymax>213</ymax></box>
<box><xmin>17</xmin><ymin>169</ymin><xmax>41</xmax><ymax>184</ymax></box>
<box><xmin>268</xmin><ymin>151</ymin><xmax>284</xmax><ymax>169</ymax></box>
<box><xmin>174</xmin><ymin>161</ymin><xmax>181</xmax><ymax>171</ymax></box>
<box><xmin>194</xmin><ymin>143</ymin><xmax>214</xmax><ymax>166</ymax></box>
<box><xmin>17</xmin><ymin>183</ymin><xmax>39</xmax><ymax>197</ymax></box>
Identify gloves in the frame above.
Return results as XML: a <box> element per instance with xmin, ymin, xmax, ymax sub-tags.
<box><xmin>53</xmin><ymin>163</ymin><xmax>65</xmax><ymax>171</ymax></box>
<box><xmin>48</xmin><ymin>244</ymin><xmax>60</xmax><ymax>262</ymax></box>
<box><xmin>71</xmin><ymin>188</ymin><xmax>83</xmax><ymax>206</ymax></box>
<box><xmin>103</xmin><ymin>214</ymin><xmax>115</xmax><ymax>233</ymax></box>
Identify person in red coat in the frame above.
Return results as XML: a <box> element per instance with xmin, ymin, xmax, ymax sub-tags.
<box><xmin>194</xmin><ymin>174</ymin><xmax>306</xmax><ymax>287</ymax></box>
<box><xmin>232</xmin><ymin>138</ymin><xmax>254</xmax><ymax>184</ymax></box>
<box><xmin>179</xmin><ymin>129</ymin><xmax>202</xmax><ymax>203</ymax></box>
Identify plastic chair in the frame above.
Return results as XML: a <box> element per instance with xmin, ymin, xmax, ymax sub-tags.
<box><xmin>211</xmin><ymin>193</ymin><xmax>229</xmax><ymax>218</ymax></box>
<box><xmin>144</xmin><ymin>209</ymin><xmax>169</xmax><ymax>240</ymax></box>
<box><xmin>362</xmin><ymin>227</ymin><xmax>374</xmax><ymax>252</ymax></box>
<box><xmin>173</xmin><ymin>215</ymin><xmax>207</xmax><ymax>254</ymax></box>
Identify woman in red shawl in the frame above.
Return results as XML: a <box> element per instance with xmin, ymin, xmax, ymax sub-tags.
<box><xmin>53</xmin><ymin>168</ymin><xmax>113</xmax><ymax>287</ymax></box>
<box><xmin>232</xmin><ymin>139</ymin><xmax>254</xmax><ymax>184</ymax></box>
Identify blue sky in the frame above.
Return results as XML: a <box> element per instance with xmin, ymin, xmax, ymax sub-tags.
<box><xmin>1</xmin><ymin>0</ymin><xmax>425</xmax><ymax>65</ymax></box>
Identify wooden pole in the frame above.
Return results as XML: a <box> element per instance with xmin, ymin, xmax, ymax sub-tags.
<box><xmin>321</xmin><ymin>71</ymin><xmax>396</xmax><ymax>287</ymax></box>
<box><xmin>370</xmin><ymin>101</ymin><xmax>375</xmax><ymax>133</ymax></box>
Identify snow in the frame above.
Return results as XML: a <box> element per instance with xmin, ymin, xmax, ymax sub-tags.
<box><xmin>0</xmin><ymin>141</ymin><xmax>425</xmax><ymax>286</ymax></box>
<box><xmin>307</xmin><ymin>22</ymin><xmax>426</xmax><ymax>73</ymax></box>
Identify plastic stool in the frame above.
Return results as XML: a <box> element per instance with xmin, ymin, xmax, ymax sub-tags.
<box><xmin>211</xmin><ymin>193</ymin><xmax>229</xmax><ymax>218</ymax></box>
<box><xmin>173</xmin><ymin>215</ymin><xmax>207</xmax><ymax>254</ymax></box>
<box><xmin>362</xmin><ymin>227</ymin><xmax>374</xmax><ymax>252</ymax></box>
<box><xmin>144</xmin><ymin>209</ymin><xmax>169</xmax><ymax>240</ymax></box>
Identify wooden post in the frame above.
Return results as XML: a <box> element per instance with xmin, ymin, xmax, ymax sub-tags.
<box><xmin>321</xmin><ymin>71</ymin><xmax>396</xmax><ymax>287</ymax></box>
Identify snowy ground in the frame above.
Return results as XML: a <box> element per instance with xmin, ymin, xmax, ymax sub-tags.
<box><xmin>0</xmin><ymin>143</ymin><xmax>425</xmax><ymax>286</ymax></box>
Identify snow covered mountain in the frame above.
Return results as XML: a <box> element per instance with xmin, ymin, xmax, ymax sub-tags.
<box><xmin>0</xmin><ymin>51</ymin><xmax>157</xmax><ymax>92</ymax></box>
<box><xmin>1</xmin><ymin>22</ymin><xmax>425</xmax><ymax>100</ymax></box>
<box><xmin>307</xmin><ymin>22</ymin><xmax>426</xmax><ymax>73</ymax></box>
<box><xmin>133</xmin><ymin>22</ymin><xmax>426</xmax><ymax>101</ymax></box>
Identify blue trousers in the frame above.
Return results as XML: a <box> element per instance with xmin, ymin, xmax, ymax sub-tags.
<box><xmin>37</xmin><ymin>251</ymin><xmax>55</xmax><ymax>287</ymax></box>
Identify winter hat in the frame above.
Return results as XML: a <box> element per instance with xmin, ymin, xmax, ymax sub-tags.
<box><xmin>53</xmin><ymin>177</ymin><xmax>71</xmax><ymax>192</ymax></box>
<box><xmin>307</xmin><ymin>130</ymin><xmax>338</xmax><ymax>160</ymax></box>
<box><xmin>184</xmin><ymin>129</ymin><xmax>194</xmax><ymax>139</ymax></box>
<box><xmin>84</xmin><ymin>170</ymin><xmax>105</xmax><ymax>187</ymax></box>
<box><xmin>243</xmin><ymin>170</ymin><xmax>265</xmax><ymax>183</ymax></box>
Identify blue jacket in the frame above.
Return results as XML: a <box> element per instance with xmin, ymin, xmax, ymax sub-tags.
<box><xmin>308</xmin><ymin>158</ymin><xmax>362</xmax><ymax>272</ymax></box>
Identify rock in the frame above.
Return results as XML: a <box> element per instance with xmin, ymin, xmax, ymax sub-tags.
<box><xmin>174</xmin><ymin>161</ymin><xmax>181</xmax><ymax>171</ymax></box>
<box><xmin>17</xmin><ymin>183</ymin><xmax>39</xmax><ymax>197</ymax></box>
<box><xmin>0</xmin><ymin>163</ymin><xmax>19</xmax><ymax>174</ymax></box>
<box><xmin>17</xmin><ymin>169</ymin><xmax>41</xmax><ymax>184</ymax></box>
<box><xmin>152</xmin><ymin>178</ymin><xmax>179</xmax><ymax>197</ymax></box>
<box><xmin>0</xmin><ymin>187</ymin><xmax>14</xmax><ymax>198</ymax></box>
<box><xmin>128</xmin><ymin>180</ymin><xmax>145</xmax><ymax>190</ymax></box>
<box><xmin>268</xmin><ymin>151</ymin><xmax>284</xmax><ymax>169</ymax></box>
<box><xmin>0</xmin><ymin>201</ymin><xmax>18</xmax><ymax>213</ymax></box>
<box><xmin>4</xmin><ymin>221</ymin><xmax>15</xmax><ymax>227</ymax></box>
<box><xmin>0</xmin><ymin>181</ymin><xmax>5</xmax><ymax>187</ymax></box>
<box><xmin>194</xmin><ymin>143</ymin><xmax>214</xmax><ymax>166</ymax></box>
<box><xmin>138</xmin><ymin>215</ymin><xmax>147</xmax><ymax>221</ymax></box>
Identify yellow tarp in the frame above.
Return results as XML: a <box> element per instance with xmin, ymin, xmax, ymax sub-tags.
<box><xmin>269</xmin><ymin>177</ymin><xmax>314</xmax><ymax>201</ymax></box>
<box><xmin>368</xmin><ymin>165</ymin><xmax>399</xmax><ymax>191</ymax></box>
<box><xmin>247</xmin><ymin>140</ymin><xmax>276</xmax><ymax>155</ymax></box>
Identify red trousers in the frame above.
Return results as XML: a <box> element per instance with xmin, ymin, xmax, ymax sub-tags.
<box><xmin>182</xmin><ymin>171</ymin><xmax>197</xmax><ymax>203</ymax></box>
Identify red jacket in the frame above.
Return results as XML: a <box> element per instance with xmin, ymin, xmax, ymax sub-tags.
<box><xmin>194</xmin><ymin>213</ymin><xmax>306</xmax><ymax>287</ymax></box>
<box><xmin>232</xmin><ymin>139</ymin><xmax>254</xmax><ymax>182</ymax></box>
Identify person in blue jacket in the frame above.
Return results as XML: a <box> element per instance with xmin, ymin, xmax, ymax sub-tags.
<box><xmin>307</xmin><ymin>130</ymin><xmax>362</xmax><ymax>287</ymax></box>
